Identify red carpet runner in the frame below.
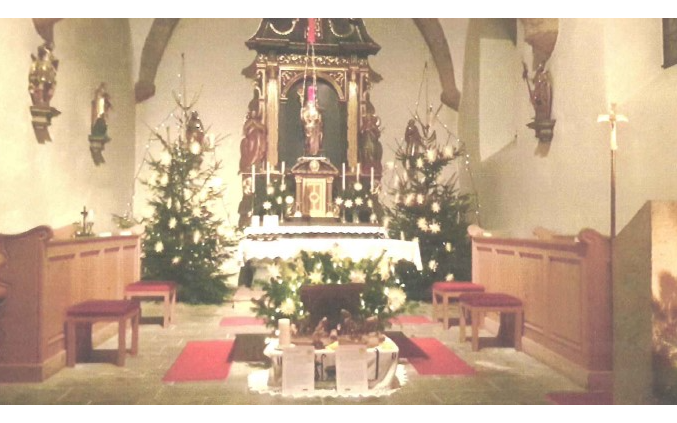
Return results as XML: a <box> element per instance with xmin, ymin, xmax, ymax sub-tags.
<box><xmin>219</xmin><ymin>316</ymin><xmax>265</xmax><ymax>327</ymax></box>
<box><xmin>546</xmin><ymin>391</ymin><xmax>613</xmax><ymax>405</ymax></box>
<box><xmin>163</xmin><ymin>340</ymin><xmax>234</xmax><ymax>383</ymax></box>
<box><xmin>408</xmin><ymin>338</ymin><xmax>476</xmax><ymax>376</ymax></box>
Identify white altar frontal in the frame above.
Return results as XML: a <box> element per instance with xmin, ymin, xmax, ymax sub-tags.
<box><xmin>237</xmin><ymin>224</ymin><xmax>423</xmax><ymax>271</ymax></box>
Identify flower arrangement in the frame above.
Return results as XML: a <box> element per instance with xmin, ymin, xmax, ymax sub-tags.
<box><xmin>335</xmin><ymin>180</ymin><xmax>382</xmax><ymax>223</ymax></box>
<box><xmin>252</xmin><ymin>249</ymin><xmax>407</xmax><ymax>332</ymax></box>
<box><xmin>255</xmin><ymin>175</ymin><xmax>294</xmax><ymax>216</ymax></box>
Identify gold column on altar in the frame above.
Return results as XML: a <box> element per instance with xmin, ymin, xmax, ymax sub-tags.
<box><xmin>266</xmin><ymin>65</ymin><xmax>279</xmax><ymax>167</ymax></box>
<box><xmin>347</xmin><ymin>69</ymin><xmax>359</xmax><ymax>168</ymax></box>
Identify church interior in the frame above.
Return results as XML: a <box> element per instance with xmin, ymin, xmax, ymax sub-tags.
<box><xmin>2</xmin><ymin>14</ymin><xmax>677</xmax><ymax>408</ymax></box>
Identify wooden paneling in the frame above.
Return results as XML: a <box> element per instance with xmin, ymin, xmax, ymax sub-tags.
<box><xmin>0</xmin><ymin>227</ymin><xmax>140</xmax><ymax>382</ymax></box>
<box><xmin>471</xmin><ymin>229</ymin><xmax>611</xmax><ymax>389</ymax></box>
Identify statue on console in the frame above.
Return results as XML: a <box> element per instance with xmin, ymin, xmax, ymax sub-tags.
<box><xmin>522</xmin><ymin>61</ymin><xmax>552</xmax><ymax>121</ymax></box>
<box><xmin>239</xmin><ymin>96</ymin><xmax>267</xmax><ymax>173</ymax></box>
<box><xmin>29</xmin><ymin>42</ymin><xmax>59</xmax><ymax>108</ymax></box>
<box><xmin>299</xmin><ymin>88</ymin><xmax>323</xmax><ymax>156</ymax></box>
<box><xmin>358</xmin><ymin>99</ymin><xmax>383</xmax><ymax>175</ymax></box>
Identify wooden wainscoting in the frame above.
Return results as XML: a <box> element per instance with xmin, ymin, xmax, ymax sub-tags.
<box><xmin>471</xmin><ymin>229</ymin><xmax>611</xmax><ymax>390</ymax></box>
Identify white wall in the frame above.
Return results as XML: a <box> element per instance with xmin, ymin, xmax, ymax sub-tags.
<box><xmin>459</xmin><ymin>18</ymin><xmax>677</xmax><ymax>238</ymax></box>
<box><xmin>0</xmin><ymin>18</ymin><xmax>136</xmax><ymax>234</ymax></box>
<box><xmin>134</xmin><ymin>18</ymin><xmax>459</xmax><ymax>223</ymax></box>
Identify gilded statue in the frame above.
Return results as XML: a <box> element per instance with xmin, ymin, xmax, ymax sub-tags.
<box><xmin>90</xmin><ymin>83</ymin><xmax>112</xmax><ymax>138</ymax></box>
<box><xmin>358</xmin><ymin>101</ymin><xmax>383</xmax><ymax>175</ymax></box>
<box><xmin>238</xmin><ymin>100</ymin><xmax>267</xmax><ymax>174</ymax></box>
<box><xmin>28</xmin><ymin>42</ymin><xmax>59</xmax><ymax>108</ymax></box>
<box><xmin>522</xmin><ymin>62</ymin><xmax>552</xmax><ymax>121</ymax></box>
<box><xmin>300</xmin><ymin>94</ymin><xmax>323</xmax><ymax>156</ymax></box>
<box><xmin>404</xmin><ymin>119</ymin><xmax>425</xmax><ymax>157</ymax></box>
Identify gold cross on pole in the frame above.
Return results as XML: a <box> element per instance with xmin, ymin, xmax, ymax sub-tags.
<box><xmin>597</xmin><ymin>103</ymin><xmax>628</xmax><ymax>239</ymax></box>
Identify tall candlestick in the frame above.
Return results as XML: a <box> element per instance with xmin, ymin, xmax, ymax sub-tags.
<box><xmin>266</xmin><ymin>162</ymin><xmax>270</xmax><ymax>185</ymax></box>
<box><xmin>278</xmin><ymin>318</ymin><xmax>291</xmax><ymax>347</ymax></box>
<box><xmin>370</xmin><ymin>167</ymin><xmax>375</xmax><ymax>191</ymax></box>
<box><xmin>251</xmin><ymin>164</ymin><xmax>256</xmax><ymax>193</ymax></box>
<box><xmin>342</xmin><ymin>163</ymin><xmax>346</xmax><ymax>190</ymax></box>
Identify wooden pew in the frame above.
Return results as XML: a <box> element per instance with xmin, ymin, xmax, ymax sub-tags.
<box><xmin>0</xmin><ymin>226</ymin><xmax>140</xmax><ymax>382</ymax></box>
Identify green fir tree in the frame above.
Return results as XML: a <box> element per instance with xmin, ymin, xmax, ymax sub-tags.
<box><xmin>385</xmin><ymin>117</ymin><xmax>473</xmax><ymax>300</ymax></box>
<box><xmin>141</xmin><ymin>105</ymin><xmax>235</xmax><ymax>304</ymax></box>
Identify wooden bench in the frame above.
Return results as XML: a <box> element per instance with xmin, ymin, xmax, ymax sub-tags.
<box><xmin>459</xmin><ymin>293</ymin><xmax>523</xmax><ymax>351</ymax></box>
<box><xmin>124</xmin><ymin>281</ymin><xmax>177</xmax><ymax>328</ymax></box>
<box><xmin>66</xmin><ymin>300</ymin><xmax>140</xmax><ymax>367</ymax></box>
<box><xmin>432</xmin><ymin>281</ymin><xmax>485</xmax><ymax>328</ymax></box>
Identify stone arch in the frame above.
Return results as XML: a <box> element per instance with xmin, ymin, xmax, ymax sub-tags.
<box><xmin>134</xmin><ymin>18</ymin><xmax>472</xmax><ymax>110</ymax></box>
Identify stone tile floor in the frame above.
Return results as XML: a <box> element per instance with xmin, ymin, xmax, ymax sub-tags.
<box><xmin>0</xmin><ymin>287</ymin><xmax>586</xmax><ymax>405</ymax></box>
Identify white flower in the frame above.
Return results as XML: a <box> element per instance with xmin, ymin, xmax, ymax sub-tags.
<box><xmin>431</xmin><ymin>202</ymin><xmax>441</xmax><ymax>213</ymax></box>
<box><xmin>309</xmin><ymin>270</ymin><xmax>324</xmax><ymax>284</ymax></box>
<box><xmin>276</xmin><ymin>196</ymin><xmax>283</xmax><ymax>205</ymax></box>
<box><xmin>426</xmin><ymin>148</ymin><xmax>437</xmax><ymax>162</ymax></box>
<box><xmin>429</xmin><ymin>222</ymin><xmax>441</xmax><ymax>233</ymax></box>
<box><xmin>172</xmin><ymin>256</ymin><xmax>181</xmax><ymax>265</ymax></box>
<box><xmin>443</xmin><ymin>146</ymin><xmax>454</xmax><ymax>158</ymax></box>
<box><xmin>378</xmin><ymin>258</ymin><xmax>391</xmax><ymax>280</ymax></box>
<box><xmin>267</xmin><ymin>264</ymin><xmax>281</xmax><ymax>279</ymax></box>
<box><xmin>355</xmin><ymin>197</ymin><xmax>364</xmax><ymax>206</ymax></box>
<box><xmin>193</xmin><ymin>230</ymin><xmax>201</xmax><ymax>243</ymax></box>
<box><xmin>192</xmin><ymin>207</ymin><xmax>201</xmax><ymax>217</ymax></box>
<box><xmin>285</xmin><ymin>195</ymin><xmax>294</xmax><ymax>205</ymax></box>
<box><xmin>263</xmin><ymin>201</ymin><xmax>272</xmax><ymax>210</ymax></box>
<box><xmin>445</xmin><ymin>242</ymin><xmax>453</xmax><ymax>252</ymax></box>
<box><xmin>446</xmin><ymin>273</ymin><xmax>455</xmax><ymax>281</ymax></box>
<box><xmin>405</xmin><ymin>193</ymin><xmax>415</xmax><ymax>206</ymax></box>
<box><xmin>335</xmin><ymin>197</ymin><xmax>344</xmax><ymax>205</ymax></box>
<box><xmin>188</xmin><ymin>170</ymin><xmax>198</xmax><ymax>180</ymax></box>
<box><xmin>367</xmin><ymin>199</ymin><xmax>374</xmax><ymax>208</ymax></box>
<box><xmin>189</xmin><ymin>141</ymin><xmax>201</xmax><ymax>155</ymax></box>
<box><xmin>417</xmin><ymin>217</ymin><xmax>428</xmax><ymax>231</ymax></box>
<box><xmin>266</xmin><ymin>185</ymin><xmax>275</xmax><ymax>195</ymax></box>
<box><xmin>350</xmin><ymin>270</ymin><xmax>366</xmax><ymax>283</ymax></box>
<box><xmin>168</xmin><ymin>217</ymin><xmax>177</xmax><ymax>229</ymax></box>
<box><xmin>415</xmin><ymin>157</ymin><xmax>424</xmax><ymax>168</ymax></box>
<box><xmin>387</xmin><ymin>287</ymin><xmax>407</xmax><ymax>312</ymax></box>
<box><xmin>428</xmin><ymin>259</ymin><xmax>438</xmax><ymax>272</ymax></box>
<box><xmin>344</xmin><ymin>199</ymin><xmax>354</xmax><ymax>209</ymax></box>
<box><xmin>280</xmin><ymin>298</ymin><xmax>296</xmax><ymax>315</ymax></box>
<box><xmin>154</xmin><ymin>241</ymin><xmax>164</xmax><ymax>253</ymax></box>
<box><xmin>354</xmin><ymin>182</ymin><xmax>363</xmax><ymax>191</ymax></box>
<box><xmin>416</xmin><ymin>194</ymin><xmax>425</xmax><ymax>204</ymax></box>
<box><xmin>160</xmin><ymin>173</ymin><xmax>169</xmax><ymax>186</ymax></box>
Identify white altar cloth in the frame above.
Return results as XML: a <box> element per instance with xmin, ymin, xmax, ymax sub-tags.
<box><xmin>237</xmin><ymin>238</ymin><xmax>423</xmax><ymax>270</ymax></box>
<box><xmin>244</xmin><ymin>224</ymin><xmax>387</xmax><ymax>238</ymax></box>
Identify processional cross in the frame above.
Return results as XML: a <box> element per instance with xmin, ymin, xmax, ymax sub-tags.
<box><xmin>597</xmin><ymin>103</ymin><xmax>628</xmax><ymax>239</ymax></box>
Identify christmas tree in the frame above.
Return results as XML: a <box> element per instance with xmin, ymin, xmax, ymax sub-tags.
<box><xmin>385</xmin><ymin>115</ymin><xmax>473</xmax><ymax>300</ymax></box>
<box><xmin>140</xmin><ymin>77</ymin><xmax>235</xmax><ymax>304</ymax></box>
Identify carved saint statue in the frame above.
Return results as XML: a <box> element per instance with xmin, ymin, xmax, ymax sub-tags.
<box><xmin>522</xmin><ymin>62</ymin><xmax>552</xmax><ymax>121</ymax></box>
<box><xmin>404</xmin><ymin>119</ymin><xmax>425</xmax><ymax>157</ymax></box>
<box><xmin>238</xmin><ymin>100</ymin><xmax>267</xmax><ymax>174</ymax></box>
<box><xmin>358</xmin><ymin>101</ymin><xmax>383</xmax><ymax>175</ymax></box>
<box><xmin>185</xmin><ymin>110</ymin><xmax>205</xmax><ymax>146</ymax></box>
<box><xmin>28</xmin><ymin>42</ymin><xmax>59</xmax><ymax>108</ymax></box>
<box><xmin>90</xmin><ymin>83</ymin><xmax>112</xmax><ymax>138</ymax></box>
<box><xmin>300</xmin><ymin>98</ymin><xmax>323</xmax><ymax>156</ymax></box>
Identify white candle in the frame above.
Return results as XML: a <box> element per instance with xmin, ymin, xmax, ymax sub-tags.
<box><xmin>356</xmin><ymin>162</ymin><xmax>361</xmax><ymax>178</ymax></box>
<box><xmin>342</xmin><ymin>163</ymin><xmax>346</xmax><ymax>190</ymax></box>
<box><xmin>251</xmin><ymin>164</ymin><xmax>256</xmax><ymax>193</ymax></box>
<box><xmin>266</xmin><ymin>162</ymin><xmax>270</xmax><ymax>185</ymax></box>
<box><xmin>281</xmin><ymin>161</ymin><xmax>285</xmax><ymax>175</ymax></box>
<box><xmin>370</xmin><ymin>167</ymin><xmax>375</xmax><ymax>191</ymax></box>
<box><xmin>278</xmin><ymin>318</ymin><xmax>291</xmax><ymax>347</ymax></box>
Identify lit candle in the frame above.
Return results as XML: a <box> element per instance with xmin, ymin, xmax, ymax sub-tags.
<box><xmin>251</xmin><ymin>164</ymin><xmax>256</xmax><ymax>193</ymax></box>
<box><xmin>266</xmin><ymin>162</ymin><xmax>270</xmax><ymax>185</ymax></box>
<box><xmin>278</xmin><ymin>318</ymin><xmax>291</xmax><ymax>347</ymax></box>
<box><xmin>370</xmin><ymin>167</ymin><xmax>375</xmax><ymax>191</ymax></box>
<box><xmin>281</xmin><ymin>161</ymin><xmax>285</xmax><ymax>176</ymax></box>
<box><xmin>356</xmin><ymin>162</ymin><xmax>361</xmax><ymax>179</ymax></box>
<box><xmin>342</xmin><ymin>163</ymin><xmax>346</xmax><ymax>190</ymax></box>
